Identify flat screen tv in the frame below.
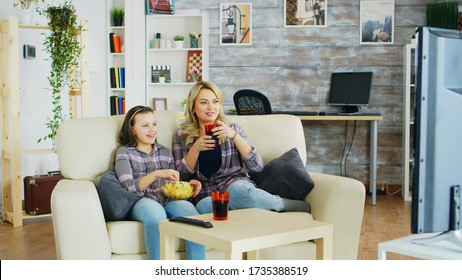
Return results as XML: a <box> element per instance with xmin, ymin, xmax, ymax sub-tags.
<box><xmin>327</xmin><ymin>72</ymin><xmax>373</xmax><ymax>114</ymax></box>
<box><xmin>411</xmin><ymin>26</ymin><xmax>462</xmax><ymax>248</ymax></box>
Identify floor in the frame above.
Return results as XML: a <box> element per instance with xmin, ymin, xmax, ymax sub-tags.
<box><xmin>0</xmin><ymin>192</ymin><xmax>414</xmax><ymax>260</ymax></box>
<box><xmin>359</xmin><ymin>192</ymin><xmax>415</xmax><ymax>260</ymax></box>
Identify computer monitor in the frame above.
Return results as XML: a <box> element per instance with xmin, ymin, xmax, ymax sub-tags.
<box><xmin>327</xmin><ymin>72</ymin><xmax>373</xmax><ymax>114</ymax></box>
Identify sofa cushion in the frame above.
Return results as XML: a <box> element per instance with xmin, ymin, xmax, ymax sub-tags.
<box><xmin>106</xmin><ymin>220</ymin><xmax>146</xmax><ymax>254</ymax></box>
<box><xmin>250</xmin><ymin>148</ymin><xmax>314</xmax><ymax>200</ymax></box>
<box><xmin>96</xmin><ymin>170</ymin><xmax>142</xmax><ymax>221</ymax></box>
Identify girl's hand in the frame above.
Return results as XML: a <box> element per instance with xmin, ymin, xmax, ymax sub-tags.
<box><xmin>189</xmin><ymin>179</ymin><xmax>202</xmax><ymax>197</ymax></box>
<box><xmin>154</xmin><ymin>169</ymin><xmax>179</xmax><ymax>181</ymax></box>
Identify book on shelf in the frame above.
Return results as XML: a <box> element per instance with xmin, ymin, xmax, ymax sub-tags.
<box><xmin>110</xmin><ymin>95</ymin><xmax>117</xmax><ymax>115</ymax></box>
<box><xmin>119</xmin><ymin>67</ymin><xmax>125</xmax><ymax>88</ymax></box>
<box><xmin>118</xmin><ymin>97</ymin><xmax>125</xmax><ymax>115</ymax></box>
<box><xmin>113</xmin><ymin>35</ymin><xmax>122</xmax><ymax>53</ymax></box>
<box><xmin>109</xmin><ymin>96</ymin><xmax>125</xmax><ymax>115</ymax></box>
<box><xmin>110</xmin><ymin>67</ymin><xmax>125</xmax><ymax>88</ymax></box>
<box><xmin>151</xmin><ymin>65</ymin><xmax>171</xmax><ymax>83</ymax></box>
<box><xmin>110</xmin><ymin>67</ymin><xmax>116</xmax><ymax>88</ymax></box>
<box><xmin>109</xmin><ymin>32</ymin><xmax>115</xmax><ymax>53</ymax></box>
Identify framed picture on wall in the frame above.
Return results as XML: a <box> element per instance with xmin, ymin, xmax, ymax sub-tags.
<box><xmin>284</xmin><ymin>0</ymin><xmax>327</xmax><ymax>27</ymax></box>
<box><xmin>458</xmin><ymin>8</ymin><xmax>462</xmax><ymax>30</ymax></box>
<box><xmin>147</xmin><ymin>0</ymin><xmax>174</xmax><ymax>15</ymax></box>
<box><xmin>186</xmin><ymin>50</ymin><xmax>203</xmax><ymax>82</ymax></box>
<box><xmin>152</xmin><ymin>98</ymin><xmax>167</xmax><ymax>111</ymax></box>
<box><xmin>360</xmin><ymin>1</ymin><xmax>395</xmax><ymax>44</ymax></box>
<box><xmin>220</xmin><ymin>3</ymin><xmax>252</xmax><ymax>45</ymax></box>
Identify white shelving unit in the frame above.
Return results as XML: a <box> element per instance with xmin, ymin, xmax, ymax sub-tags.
<box><xmin>402</xmin><ymin>39</ymin><xmax>416</xmax><ymax>202</ymax></box>
<box><xmin>145</xmin><ymin>12</ymin><xmax>209</xmax><ymax>113</ymax></box>
<box><xmin>106</xmin><ymin>0</ymin><xmax>146</xmax><ymax>115</ymax></box>
<box><xmin>106</xmin><ymin>0</ymin><xmax>127</xmax><ymax>115</ymax></box>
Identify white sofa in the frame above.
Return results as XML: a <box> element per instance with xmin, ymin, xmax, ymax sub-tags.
<box><xmin>51</xmin><ymin>110</ymin><xmax>365</xmax><ymax>260</ymax></box>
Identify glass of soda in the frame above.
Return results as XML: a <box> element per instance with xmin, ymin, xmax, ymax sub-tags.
<box><xmin>211</xmin><ymin>191</ymin><xmax>229</xmax><ymax>220</ymax></box>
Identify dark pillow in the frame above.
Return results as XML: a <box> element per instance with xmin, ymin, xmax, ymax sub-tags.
<box><xmin>96</xmin><ymin>170</ymin><xmax>142</xmax><ymax>221</ymax></box>
<box><xmin>250</xmin><ymin>148</ymin><xmax>315</xmax><ymax>200</ymax></box>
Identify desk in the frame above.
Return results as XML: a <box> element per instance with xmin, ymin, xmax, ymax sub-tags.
<box><xmin>296</xmin><ymin>114</ymin><xmax>383</xmax><ymax>206</ymax></box>
<box><xmin>160</xmin><ymin>208</ymin><xmax>333</xmax><ymax>260</ymax></box>
<box><xmin>378</xmin><ymin>233</ymin><xmax>462</xmax><ymax>260</ymax></box>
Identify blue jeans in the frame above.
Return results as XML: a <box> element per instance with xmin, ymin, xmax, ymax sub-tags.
<box><xmin>196</xmin><ymin>179</ymin><xmax>284</xmax><ymax>214</ymax></box>
<box><xmin>130</xmin><ymin>197</ymin><xmax>206</xmax><ymax>260</ymax></box>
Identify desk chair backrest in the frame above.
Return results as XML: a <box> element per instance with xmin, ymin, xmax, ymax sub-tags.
<box><xmin>233</xmin><ymin>89</ymin><xmax>272</xmax><ymax>115</ymax></box>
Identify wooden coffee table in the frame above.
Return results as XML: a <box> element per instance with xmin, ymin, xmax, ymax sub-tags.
<box><xmin>159</xmin><ymin>208</ymin><xmax>333</xmax><ymax>260</ymax></box>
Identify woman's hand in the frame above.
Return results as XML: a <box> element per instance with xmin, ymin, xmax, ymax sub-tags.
<box><xmin>193</xmin><ymin>134</ymin><xmax>216</xmax><ymax>151</ymax></box>
<box><xmin>214</xmin><ymin>120</ymin><xmax>236</xmax><ymax>140</ymax></box>
<box><xmin>189</xmin><ymin>179</ymin><xmax>202</xmax><ymax>197</ymax></box>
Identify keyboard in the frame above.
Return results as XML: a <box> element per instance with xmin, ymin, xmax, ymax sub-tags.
<box><xmin>272</xmin><ymin>111</ymin><xmax>318</xmax><ymax>116</ymax></box>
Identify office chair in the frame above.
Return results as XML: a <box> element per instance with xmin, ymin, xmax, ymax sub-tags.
<box><xmin>233</xmin><ymin>89</ymin><xmax>272</xmax><ymax>115</ymax></box>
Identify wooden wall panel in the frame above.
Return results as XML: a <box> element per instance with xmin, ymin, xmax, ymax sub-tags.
<box><xmin>174</xmin><ymin>0</ymin><xmax>462</xmax><ymax>187</ymax></box>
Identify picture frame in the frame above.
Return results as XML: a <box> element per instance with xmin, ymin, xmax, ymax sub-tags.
<box><xmin>360</xmin><ymin>1</ymin><xmax>395</xmax><ymax>45</ymax></box>
<box><xmin>458</xmin><ymin>8</ymin><xmax>462</xmax><ymax>31</ymax></box>
<box><xmin>220</xmin><ymin>3</ymin><xmax>252</xmax><ymax>45</ymax></box>
<box><xmin>186</xmin><ymin>50</ymin><xmax>203</xmax><ymax>82</ymax></box>
<box><xmin>284</xmin><ymin>0</ymin><xmax>327</xmax><ymax>27</ymax></box>
<box><xmin>152</xmin><ymin>98</ymin><xmax>167</xmax><ymax>111</ymax></box>
<box><xmin>147</xmin><ymin>0</ymin><xmax>174</xmax><ymax>15</ymax></box>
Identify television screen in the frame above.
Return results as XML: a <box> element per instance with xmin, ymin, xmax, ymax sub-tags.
<box><xmin>328</xmin><ymin>72</ymin><xmax>373</xmax><ymax>114</ymax></box>
<box><xmin>412</xmin><ymin>27</ymin><xmax>462</xmax><ymax>245</ymax></box>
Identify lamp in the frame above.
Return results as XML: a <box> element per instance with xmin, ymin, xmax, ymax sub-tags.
<box><xmin>226</xmin><ymin>17</ymin><xmax>236</xmax><ymax>35</ymax></box>
<box><xmin>312</xmin><ymin>0</ymin><xmax>321</xmax><ymax>25</ymax></box>
<box><xmin>222</xmin><ymin>5</ymin><xmax>245</xmax><ymax>36</ymax></box>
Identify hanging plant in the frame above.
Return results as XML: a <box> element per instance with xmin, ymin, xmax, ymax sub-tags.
<box><xmin>13</xmin><ymin>0</ymin><xmax>44</xmax><ymax>9</ymax></box>
<box><xmin>38</xmin><ymin>1</ymin><xmax>81</xmax><ymax>143</ymax></box>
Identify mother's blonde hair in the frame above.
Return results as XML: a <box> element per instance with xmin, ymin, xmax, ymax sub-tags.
<box><xmin>181</xmin><ymin>81</ymin><xmax>228</xmax><ymax>148</ymax></box>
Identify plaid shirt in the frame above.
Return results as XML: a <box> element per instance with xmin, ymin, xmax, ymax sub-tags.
<box><xmin>172</xmin><ymin>123</ymin><xmax>264</xmax><ymax>202</ymax></box>
<box><xmin>115</xmin><ymin>143</ymin><xmax>174</xmax><ymax>205</ymax></box>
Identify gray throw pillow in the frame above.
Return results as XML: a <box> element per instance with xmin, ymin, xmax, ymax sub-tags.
<box><xmin>96</xmin><ymin>170</ymin><xmax>142</xmax><ymax>221</ymax></box>
<box><xmin>250</xmin><ymin>148</ymin><xmax>315</xmax><ymax>200</ymax></box>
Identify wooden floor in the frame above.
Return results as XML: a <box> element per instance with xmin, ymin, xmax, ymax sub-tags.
<box><xmin>0</xmin><ymin>192</ymin><xmax>413</xmax><ymax>260</ymax></box>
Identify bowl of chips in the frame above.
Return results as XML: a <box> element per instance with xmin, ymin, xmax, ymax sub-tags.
<box><xmin>162</xmin><ymin>180</ymin><xmax>194</xmax><ymax>200</ymax></box>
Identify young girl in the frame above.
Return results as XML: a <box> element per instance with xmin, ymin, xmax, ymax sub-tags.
<box><xmin>172</xmin><ymin>81</ymin><xmax>310</xmax><ymax>213</ymax></box>
<box><xmin>114</xmin><ymin>105</ymin><xmax>205</xmax><ymax>260</ymax></box>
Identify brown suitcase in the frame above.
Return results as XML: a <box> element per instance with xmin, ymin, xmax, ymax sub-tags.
<box><xmin>24</xmin><ymin>174</ymin><xmax>64</xmax><ymax>215</ymax></box>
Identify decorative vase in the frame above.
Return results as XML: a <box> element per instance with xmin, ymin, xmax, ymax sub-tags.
<box><xmin>173</xmin><ymin>40</ymin><xmax>183</xmax><ymax>49</ymax></box>
<box><xmin>177</xmin><ymin>104</ymin><xmax>186</xmax><ymax>119</ymax></box>
<box><xmin>190</xmin><ymin>38</ymin><xmax>198</xmax><ymax>48</ymax></box>
<box><xmin>189</xmin><ymin>73</ymin><xmax>199</xmax><ymax>82</ymax></box>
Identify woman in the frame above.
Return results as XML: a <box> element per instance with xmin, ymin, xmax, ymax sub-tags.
<box><xmin>172</xmin><ymin>81</ymin><xmax>310</xmax><ymax>213</ymax></box>
<box><xmin>114</xmin><ymin>105</ymin><xmax>206</xmax><ymax>260</ymax></box>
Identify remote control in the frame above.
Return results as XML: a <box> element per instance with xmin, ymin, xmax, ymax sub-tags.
<box><xmin>169</xmin><ymin>216</ymin><xmax>213</xmax><ymax>228</ymax></box>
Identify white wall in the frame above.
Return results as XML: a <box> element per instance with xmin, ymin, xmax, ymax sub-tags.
<box><xmin>0</xmin><ymin>0</ymin><xmax>108</xmax><ymax>208</ymax></box>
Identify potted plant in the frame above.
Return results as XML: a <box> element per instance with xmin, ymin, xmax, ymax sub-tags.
<box><xmin>159</xmin><ymin>73</ymin><xmax>166</xmax><ymax>83</ymax></box>
<box><xmin>13</xmin><ymin>0</ymin><xmax>44</xmax><ymax>24</ymax></box>
<box><xmin>173</xmin><ymin>35</ymin><xmax>184</xmax><ymax>49</ymax></box>
<box><xmin>38</xmin><ymin>1</ymin><xmax>81</xmax><ymax>144</ymax></box>
<box><xmin>112</xmin><ymin>8</ymin><xmax>124</xmax><ymax>27</ymax></box>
